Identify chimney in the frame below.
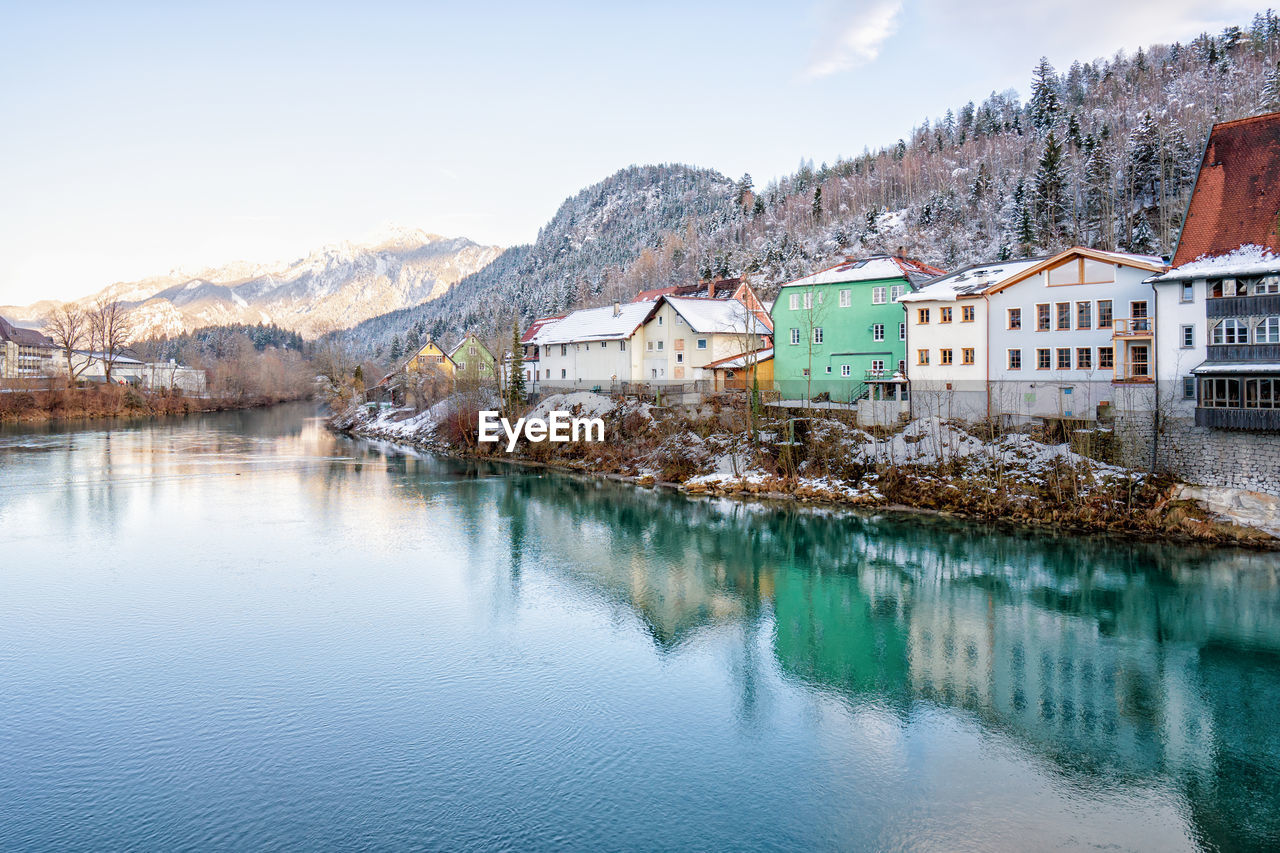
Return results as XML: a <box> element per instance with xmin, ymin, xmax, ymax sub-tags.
<box><xmin>612</xmin><ymin>301</ymin><xmax>621</xmax><ymax>317</ymax></box>
<box><xmin>708</xmin><ymin>278</ymin><xmax>715</xmax><ymax>298</ymax></box>
<box><xmin>896</xmin><ymin>245</ymin><xmax>905</xmax><ymax>258</ymax></box>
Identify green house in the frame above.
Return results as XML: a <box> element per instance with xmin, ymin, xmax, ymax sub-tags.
<box><xmin>771</xmin><ymin>256</ymin><xmax>945</xmax><ymax>401</ymax></box>
<box><xmin>448</xmin><ymin>333</ymin><xmax>497</xmax><ymax>385</ymax></box>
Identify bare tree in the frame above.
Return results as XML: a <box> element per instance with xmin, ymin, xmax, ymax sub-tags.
<box><xmin>44</xmin><ymin>304</ymin><xmax>90</xmax><ymax>385</ymax></box>
<box><xmin>89</xmin><ymin>298</ymin><xmax>133</xmax><ymax>383</ymax></box>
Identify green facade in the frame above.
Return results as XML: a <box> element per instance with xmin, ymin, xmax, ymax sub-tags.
<box><xmin>770</xmin><ymin>274</ymin><xmax>912</xmax><ymax>401</ymax></box>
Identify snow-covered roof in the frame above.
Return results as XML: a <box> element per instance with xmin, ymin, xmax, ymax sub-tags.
<box><xmin>664</xmin><ymin>296</ymin><xmax>773</xmax><ymax>333</ymax></box>
<box><xmin>74</xmin><ymin>350</ymin><xmax>145</xmax><ymax>365</ymax></box>
<box><xmin>520</xmin><ymin>315</ymin><xmax>565</xmax><ymax>344</ymax></box>
<box><xmin>705</xmin><ymin>348</ymin><xmax>773</xmax><ymax>370</ymax></box>
<box><xmin>1150</xmin><ymin>245</ymin><xmax>1280</xmax><ymax>282</ymax></box>
<box><xmin>899</xmin><ymin>258</ymin><xmax>1045</xmax><ymax>303</ymax></box>
<box><xmin>531</xmin><ymin>302</ymin><xmax>656</xmax><ymax>345</ymax></box>
<box><xmin>779</xmin><ymin>256</ymin><xmax>945</xmax><ymax>289</ymax></box>
<box><xmin>1192</xmin><ymin>361</ymin><xmax>1280</xmax><ymax>374</ymax></box>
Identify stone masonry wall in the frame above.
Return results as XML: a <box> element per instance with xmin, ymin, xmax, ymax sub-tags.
<box><xmin>1117</xmin><ymin>413</ymin><xmax>1280</xmax><ymax>496</ymax></box>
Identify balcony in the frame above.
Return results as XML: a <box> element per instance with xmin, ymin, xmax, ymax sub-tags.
<box><xmin>1196</xmin><ymin>406</ymin><xmax>1280</xmax><ymax>430</ymax></box>
<box><xmin>1112</xmin><ymin>318</ymin><xmax>1153</xmax><ymax>338</ymax></box>
<box><xmin>1113</xmin><ymin>360</ymin><xmax>1153</xmax><ymax>384</ymax></box>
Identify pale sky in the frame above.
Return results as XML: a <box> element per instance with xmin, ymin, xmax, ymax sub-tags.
<box><xmin>0</xmin><ymin>0</ymin><xmax>1259</xmax><ymax>304</ymax></box>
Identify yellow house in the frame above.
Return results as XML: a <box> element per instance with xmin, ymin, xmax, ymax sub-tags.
<box><xmin>706</xmin><ymin>347</ymin><xmax>774</xmax><ymax>392</ymax></box>
<box><xmin>405</xmin><ymin>339</ymin><xmax>456</xmax><ymax>377</ymax></box>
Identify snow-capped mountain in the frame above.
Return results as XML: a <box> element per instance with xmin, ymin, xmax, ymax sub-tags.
<box><xmin>4</xmin><ymin>229</ymin><xmax>503</xmax><ymax>340</ymax></box>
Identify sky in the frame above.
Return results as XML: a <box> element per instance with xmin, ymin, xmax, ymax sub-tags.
<box><xmin>0</xmin><ymin>0</ymin><xmax>1261</xmax><ymax>305</ymax></box>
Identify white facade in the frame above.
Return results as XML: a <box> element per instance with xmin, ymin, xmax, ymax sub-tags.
<box><xmin>530</xmin><ymin>302</ymin><xmax>655</xmax><ymax>388</ymax></box>
<box><xmin>902</xmin><ymin>249</ymin><xmax>1167</xmax><ymax>422</ymax></box>
<box><xmin>1151</xmin><ymin>276</ymin><xmax>1207</xmax><ymax>419</ymax></box>
<box><xmin>635</xmin><ymin>297</ymin><xmax>771</xmax><ymax>383</ymax></box>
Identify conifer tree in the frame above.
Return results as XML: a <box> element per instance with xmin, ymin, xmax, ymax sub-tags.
<box><xmin>1029</xmin><ymin>57</ymin><xmax>1062</xmax><ymax>133</ymax></box>
<box><xmin>389</xmin><ymin>334</ymin><xmax>403</xmax><ymax>361</ymax></box>
<box><xmin>506</xmin><ymin>320</ymin><xmax>525</xmax><ymax>413</ymax></box>
<box><xmin>1035</xmin><ymin>131</ymin><xmax>1067</xmax><ymax>247</ymax></box>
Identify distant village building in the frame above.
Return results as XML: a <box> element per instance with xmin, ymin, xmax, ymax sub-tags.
<box><xmin>771</xmin><ymin>256</ymin><xmax>944</xmax><ymax>402</ymax></box>
<box><xmin>901</xmin><ymin>247</ymin><xmax>1167</xmax><ymax>423</ymax></box>
<box><xmin>637</xmin><ymin>296</ymin><xmax>771</xmax><ymax>382</ymax></box>
<box><xmin>705</xmin><ymin>347</ymin><xmax>773</xmax><ymax>392</ymax></box>
<box><xmin>0</xmin><ymin>315</ymin><xmax>56</xmax><ymax>380</ymax></box>
<box><xmin>447</xmin><ymin>333</ymin><xmax>497</xmax><ymax>385</ymax></box>
<box><xmin>141</xmin><ymin>360</ymin><xmax>207</xmax><ymax>395</ymax></box>
<box><xmin>531</xmin><ymin>301</ymin><xmax>656</xmax><ymax>388</ymax></box>
<box><xmin>517</xmin><ymin>315</ymin><xmax>564</xmax><ymax>390</ymax></box>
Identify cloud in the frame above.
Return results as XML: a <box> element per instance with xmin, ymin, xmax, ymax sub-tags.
<box><xmin>805</xmin><ymin>0</ymin><xmax>905</xmax><ymax>79</ymax></box>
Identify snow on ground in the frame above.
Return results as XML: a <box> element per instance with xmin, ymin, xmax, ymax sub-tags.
<box><xmin>527</xmin><ymin>391</ymin><xmax>617</xmax><ymax>420</ymax></box>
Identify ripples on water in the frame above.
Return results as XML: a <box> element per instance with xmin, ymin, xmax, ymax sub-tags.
<box><xmin>0</xmin><ymin>403</ymin><xmax>1278</xmax><ymax>851</ymax></box>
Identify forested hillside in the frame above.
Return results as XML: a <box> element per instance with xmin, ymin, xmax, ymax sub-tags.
<box><xmin>349</xmin><ymin>11</ymin><xmax>1280</xmax><ymax>354</ymax></box>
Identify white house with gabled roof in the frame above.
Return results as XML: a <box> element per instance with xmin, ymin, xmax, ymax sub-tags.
<box><xmin>530</xmin><ymin>301</ymin><xmax>657</xmax><ymax>389</ymax></box>
<box><xmin>901</xmin><ymin>247</ymin><xmax>1168</xmax><ymax>422</ymax></box>
<box><xmin>636</xmin><ymin>296</ymin><xmax>772</xmax><ymax>383</ymax></box>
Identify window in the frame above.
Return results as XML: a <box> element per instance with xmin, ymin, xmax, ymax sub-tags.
<box><xmin>1056</xmin><ymin>302</ymin><xmax>1071</xmax><ymax>330</ymax></box>
<box><xmin>560</xmin><ymin>344</ymin><xmax>567</xmax><ymax>356</ymax></box>
<box><xmin>1181</xmin><ymin>325</ymin><xmax>1194</xmax><ymax>348</ymax></box>
<box><xmin>802</xmin><ymin>368</ymin><xmax>810</xmax><ymax>377</ymax></box>
<box><xmin>789</xmin><ymin>294</ymin><xmax>799</xmax><ymax>311</ymax></box>
<box><xmin>457</xmin><ymin>361</ymin><xmax>466</xmax><ymax>371</ymax></box>
<box><xmin>917</xmin><ymin>349</ymin><xmax>930</xmax><ymax>365</ymax></box>
<box><xmin>1130</xmin><ymin>300</ymin><xmax>1149</xmax><ymax>332</ymax></box>
<box><xmin>1076</xmin><ymin>347</ymin><xmax>1092</xmax><ymax>370</ymax></box>
<box><xmin>1008</xmin><ymin>308</ymin><xmax>1022</xmax><ymax>330</ymax></box>
<box><xmin>872</xmin><ymin>286</ymin><xmax>887</xmax><ymax>304</ymax></box>
<box><xmin>696</xmin><ymin>338</ymin><xmax>707</xmax><ymax>349</ymax></box>
<box><xmin>803</xmin><ymin>292</ymin><xmax>813</xmax><ymax>310</ymax></box>
<box><xmin>899</xmin><ymin>322</ymin><xmax>906</xmax><ymax>340</ymax></box>
<box><xmin>1099</xmin><ymin>347</ymin><xmax>1114</xmax><ymax>369</ymax></box>
<box><xmin>890</xmin><ymin>284</ymin><xmax>905</xmax><ymax>301</ymax></box>
<box><xmin>601</xmin><ymin>341</ymin><xmax>608</xmax><ymax>348</ymax></box>
<box><xmin>560</xmin><ymin>369</ymin><xmax>567</xmax><ymax>379</ymax></box>
<box><xmin>839</xmin><ymin>289</ymin><xmax>851</xmax><ymax>307</ymax></box>
<box><xmin>657</xmin><ymin>340</ymin><xmax>664</xmax><ymax>350</ymax></box>
<box><xmin>1076</xmin><ymin>301</ymin><xmax>1092</xmax><ymax>330</ymax></box>
<box><xmin>1258</xmin><ymin>316</ymin><xmax>1280</xmax><ymax>344</ymax></box>
<box><xmin>1098</xmin><ymin>300</ymin><xmax>1113</xmax><ymax>329</ymax></box>
<box><xmin>962</xmin><ymin>305</ymin><xmax>975</xmax><ymax>322</ymax></box>
<box><xmin>1183</xmin><ymin>376</ymin><xmax>1196</xmax><ymax>399</ymax></box>
<box><xmin>1202</xmin><ymin>377</ymin><xmax>1240</xmax><ymax>407</ymax></box>
<box><xmin>940</xmin><ymin>307</ymin><xmax>953</xmax><ymax>323</ymax></box>
<box><xmin>812</xmin><ymin>327</ymin><xmax>824</xmax><ymax>344</ymax></box>
<box><xmin>1056</xmin><ymin>347</ymin><xmax>1071</xmax><ymax>370</ymax></box>
<box><xmin>469</xmin><ymin>346</ymin><xmax>477</xmax><ymax>356</ymax></box>
<box><xmin>1180</xmin><ymin>282</ymin><xmax>1194</xmax><ymax>302</ymax></box>
<box><xmin>961</xmin><ymin>348</ymin><xmax>974</xmax><ymax>365</ymax></box>
<box><xmin>940</xmin><ymin>348</ymin><xmax>954</xmax><ymax>365</ymax></box>
<box><xmin>841</xmin><ymin>364</ymin><xmax>851</xmax><ymax>377</ymax></box>
<box><xmin>1245</xmin><ymin>378</ymin><xmax>1279</xmax><ymax>408</ymax></box>
<box><xmin>676</xmin><ymin>353</ymin><xmax>684</xmax><ymax>363</ymax></box>
<box><xmin>871</xmin><ymin>359</ymin><xmax>885</xmax><ymax>374</ymax></box>
<box><xmin>1008</xmin><ymin>349</ymin><xmax>1022</xmax><ymax>370</ymax></box>
<box><xmin>620</xmin><ymin>340</ymin><xmax>626</xmax><ymax>351</ymax></box>
<box><xmin>647</xmin><ymin>341</ymin><xmax>654</xmax><ymax>351</ymax></box>
<box><xmin>872</xmin><ymin>323</ymin><xmax>885</xmax><ymax>342</ymax></box>
<box><xmin>917</xmin><ymin>308</ymin><xmax>931</xmax><ymax>324</ymax></box>
<box><xmin>790</xmin><ymin>328</ymin><xmax>800</xmax><ymax>345</ymax></box>
<box><xmin>1037</xmin><ymin>348</ymin><xmax>1051</xmax><ymax>370</ymax></box>
<box><xmin>1257</xmin><ymin>276</ymin><xmax>1280</xmax><ymax>294</ymax></box>
<box><xmin>1037</xmin><ymin>304</ymin><xmax>1051</xmax><ymax>331</ymax></box>
<box><xmin>1210</xmin><ymin>278</ymin><xmax>1246</xmax><ymax>297</ymax></box>
<box><xmin>1213</xmin><ymin>318</ymin><xmax>1249</xmax><ymax>345</ymax></box>
<box><xmin>545</xmin><ymin>369</ymin><xmax>550</xmax><ymax>379</ymax></box>
<box><xmin>825</xmin><ymin>366</ymin><xmax>831</xmax><ymax>373</ymax></box>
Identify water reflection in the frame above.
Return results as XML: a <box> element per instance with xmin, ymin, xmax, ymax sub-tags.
<box><xmin>1</xmin><ymin>404</ymin><xmax>1278</xmax><ymax>850</ymax></box>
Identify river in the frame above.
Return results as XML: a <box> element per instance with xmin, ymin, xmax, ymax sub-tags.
<box><xmin>1</xmin><ymin>403</ymin><xmax>1278</xmax><ymax>851</ymax></box>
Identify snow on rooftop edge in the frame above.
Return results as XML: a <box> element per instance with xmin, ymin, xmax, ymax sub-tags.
<box><xmin>1152</xmin><ymin>244</ymin><xmax>1280</xmax><ymax>280</ymax></box>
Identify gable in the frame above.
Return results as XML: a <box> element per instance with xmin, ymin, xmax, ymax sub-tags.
<box><xmin>1174</xmin><ymin>111</ymin><xmax>1280</xmax><ymax>266</ymax></box>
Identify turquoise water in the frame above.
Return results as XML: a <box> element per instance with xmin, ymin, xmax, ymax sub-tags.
<box><xmin>1</xmin><ymin>404</ymin><xmax>1278</xmax><ymax>851</ymax></box>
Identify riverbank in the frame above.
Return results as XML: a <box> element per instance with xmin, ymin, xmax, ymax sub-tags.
<box><xmin>0</xmin><ymin>384</ymin><xmax>312</xmax><ymax>424</ymax></box>
<box><xmin>332</xmin><ymin>391</ymin><xmax>1279</xmax><ymax>548</ymax></box>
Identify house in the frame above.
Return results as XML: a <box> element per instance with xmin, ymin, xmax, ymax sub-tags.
<box><xmin>448</xmin><ymin>333</ymin><xmax>497</xmax><ymax>385</ymax></box>
<box><xmin>770</xmin><ymin>256</ymin><xmax>945</xmax><ymax>402</ymax></box>
<box><xmin>900</xmin><ymin>248</ymin><xmax>1167</xmax><ymax>423</ymax></box>
<box><xmin>141</xmin><ymin>360</ymin><xmax>207</xmax><ymax>395</ymax></box>
<box><xmin>516</xmin><ymin>315</ymin><xmax>564</xmax><ymax>390</ymax></box>
<box><xmin>635</xmin><ymin>296</ymin><xmax>772</xmax><ymax>383</ymax></box>
<box><xmin>705</xmin><ymin>347</ymin><xmax>773</xmax><ymax>392</ymax></box>
<box><xmin>70</xmin><ymin>350</ymin><xmax>147</xmax><ymax>384</ymax></box>
<box><xmin>1150</xmin><ymin>111</ymin><xmax>1280</xmax><ymax>431</ymax></box>
<box><xmin>405</xmin><ymin>338</ymin><xmax>457</xmax><ymax>378</ymax></box>
<box><xmin>530</xmin><ymin>301</ymin><xmax>657</xmax><ymax>388</ymax></box>
<box><xmin>0</xmin><ymin>315</ymin><xmax>57</xmax><ymax>380</ymax></box>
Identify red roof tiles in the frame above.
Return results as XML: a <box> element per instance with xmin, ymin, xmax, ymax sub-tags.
<box><xmin>1173</xmin><ymin>111</ymin><xmax>1280</xmax><ymax>267</ymax></box>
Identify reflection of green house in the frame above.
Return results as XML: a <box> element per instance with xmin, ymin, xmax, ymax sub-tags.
<box><xmin>771</xmin><ymin>566</ymin><xmax>910</xmax><ymax>699</ymax></box>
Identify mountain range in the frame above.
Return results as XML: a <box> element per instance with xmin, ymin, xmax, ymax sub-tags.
<box><xmin>1</xmin><ymin>227</ymin><xmax>502</xmax><ymax>340</ymax></box>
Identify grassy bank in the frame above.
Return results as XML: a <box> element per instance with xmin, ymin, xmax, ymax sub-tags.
<box><xmin>332</xmin><ymin>391</ymin><xmax>1277</xmax><ymax>548</ymax></box>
